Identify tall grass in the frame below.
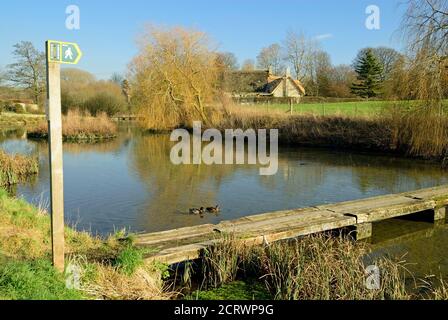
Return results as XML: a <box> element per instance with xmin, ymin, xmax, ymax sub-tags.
<box><xmin>214</xmin><ymin>102</ymin><xmax>448</xmax><ymax>164</ymax></box>
<box><xmin>0</xmin><ymin>151</ymin><xmax>38</xmax><ymax>187</ymax></box>
<box><xmin>198</xmin><ymin>233</ymin><xmax>447</xmax><ymax>300</ymax></box>
<box><xmin>28</xmin><ymin>110</ymin><xmax>118</xmax><ymax>142</ymax></box>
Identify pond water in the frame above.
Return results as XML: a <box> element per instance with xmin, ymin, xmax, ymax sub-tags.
<box><xmin>1</xmin><ymin>126</ymin><xmax>448</xmax><ymax>278</ymax></box>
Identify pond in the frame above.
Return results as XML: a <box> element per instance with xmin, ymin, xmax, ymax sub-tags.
<box><xmin>1</xmin><ymin>125</ymin><xmax>448</xmax><ymax>277</ymax></box>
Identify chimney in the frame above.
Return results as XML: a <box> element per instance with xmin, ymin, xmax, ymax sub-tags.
<box><xmin>268</xmin><ymin>66</ymin><xmax>273</xmax><ymax>75</ymax></box>
<box><xmin>285</xmin><ymin>67</ymin><xmax>291</xmax><ymax>78</ymax></box>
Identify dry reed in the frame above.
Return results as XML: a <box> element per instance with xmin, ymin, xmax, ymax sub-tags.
<box><xmin>28</xmin><ymin>110</ymin><xmax>117</xmax><ymax>141</ymax></box>
<box><xmin>0</xmin><ymin>151</ymin><xmax>38</xmax><ymax>187</ymax></box>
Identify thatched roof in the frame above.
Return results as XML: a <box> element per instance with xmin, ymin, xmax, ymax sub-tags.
<box><xmin>223</xmin><ymin>70</ymin><xmax>270</xmax><ymax>93</ymax></box>
<box><xmin>223</xmin><ymin>69</ymin><xmax>305</xmax><ymax>96</ymax></box>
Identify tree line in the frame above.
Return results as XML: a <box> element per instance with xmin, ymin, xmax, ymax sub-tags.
<box><xmin>1</xmin><ymin>0</ymin><xmax>446</xmax><ymax>122</ymax></box>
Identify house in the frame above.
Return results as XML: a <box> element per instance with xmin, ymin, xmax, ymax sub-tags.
<box><xmin>223</xmin><ymin>67</ymin><xmax>305</xmax><ymax>102</ymax></box>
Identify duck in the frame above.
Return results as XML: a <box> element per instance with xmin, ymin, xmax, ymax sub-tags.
<box><xmin>189</xmin><ymin>207</ymin><xmax>205</xmax><ymax>215</ymax></box>
<box><xmin>206</xmin><ymin>205</ymin><xmax>220</xmax><ymax>213</ymax></box>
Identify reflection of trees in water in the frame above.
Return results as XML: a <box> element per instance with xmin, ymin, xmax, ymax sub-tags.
<box><xmin>129</xmin><ymin>134</ymin><xmax>243</xmax><ymax>230</ymax></box>
<box><xmin>0</xmin><ymin>128</ymin><xmax>27</xmax><ymax>143</ymax></box>
<box><xmin>257</xmin><ymin>157</ymin><xmax>324</xmax><ymax>201</ymax></box>
<box><xmin>129</xmin><ymin>134</ymin><xmax>448</xmax><ymax>231</ymax></box>
<box><xmin>272</xmin><ymin>148</ymin><xmax>448</xmax><ymax>196</ymax></box>
<box><xmin>316</xmin><ymin>151</ymin><xmax>448</xmax><ymax>194</ymax></box>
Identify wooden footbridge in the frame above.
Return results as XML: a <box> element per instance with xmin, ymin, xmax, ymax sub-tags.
<box><xmin>111</xmin><ymin>115</ymin><xmax>145</xmax><ymax>122</ymax></box>
<box><xmin>135</xmin><ymin>185</ymin><xmax>448</xmax><ymax>265</ymax></box>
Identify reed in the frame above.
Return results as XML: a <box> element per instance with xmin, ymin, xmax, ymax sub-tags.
<box><xmin>28</xmin><ymin>110</ymin><xmax>118</xmax><ymax>142</ymax></box>
<box><xmin>215</xmin><ymin>102</ymin><xmax>448</xmax><ymax>163</ymax></box>
<box><xmin>199</xmin><ymin>234</ymin><xmax>416</xmax><ymax>300</ymax></box>
<box><xmin>0</xmin><ymin>150</ymin><xmax>38</xmax><ymax>187</ymax></box>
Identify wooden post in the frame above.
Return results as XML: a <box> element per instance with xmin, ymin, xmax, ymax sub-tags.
<box><xmin>354</xmin><ymin>223</ymin><xmax>372</xmax><ymax>240</ymax></box>
<box><xmin>46</xmin><ymin>42</ymin><xmax>65</xmax><ymax>272</ymax></box>
<box><xmin>434</xmin><ymin>206</ymin><xmax>446</xmax><ymax>221</ymax></box>
<box><xmin>289</xmin><ymin>98</ymin><xmax>293</xmax><ymax>115</ymax></box>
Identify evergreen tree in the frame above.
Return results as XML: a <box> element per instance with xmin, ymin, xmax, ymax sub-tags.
<box><xmin>351</xmin><ymin>49</ymin><xmax>384</xmax><ymax>98</ymax></box>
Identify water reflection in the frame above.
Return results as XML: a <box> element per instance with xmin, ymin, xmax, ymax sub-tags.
<box><xmin>1</xmin><ymin>125</ymin><xmax>447</xmax><ymax>237</ymax></box>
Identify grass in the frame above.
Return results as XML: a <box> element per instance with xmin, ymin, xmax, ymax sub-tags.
<box><xmin>0</xmin><ymin>259</ymin><xmax>83</xmax><ymax>300</ymax></box>
<box><xmin>252</xmin><ymin>100</ymin><xmax>388</xmax><ymax>117</ymax></box>
<box><xmin>0</xmin><ymin>150</ymin><xmax>39</xmax><ymax>187</ymax></box>
<box><xmin>0</xmin><ymin>188</ymin><xmax>173</xmax><ymax>300</ymax></box>
<box><xmin>27</xmin><ymin>110</ymin><xmax>118</xmax><ymax>142</ymax></box>
<box><xmin>246</xmin><ymin>100</ymin><xmax>448</xmax><ymax>117</ymax></box>
<box><xmin>113</xmin><ymin>245</ymin><xmax>146</xmax><ymax>276</ymax></box>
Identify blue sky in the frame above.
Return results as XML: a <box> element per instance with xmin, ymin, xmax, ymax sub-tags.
<box><xmin>0</xmin><ymin>0</ymin><xmax>407</xmax><ymax>79</ymax></box>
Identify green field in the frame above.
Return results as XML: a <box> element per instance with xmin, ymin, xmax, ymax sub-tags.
<box><xmin>252</xmin><ymin>100</ymin><xmax>448</xmax><ymax>117</ymax></box>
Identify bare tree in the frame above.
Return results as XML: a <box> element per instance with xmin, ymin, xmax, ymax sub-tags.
<box><xmin>284</xmin><ymin>31</ymin><xmax>318</xmax><ymax>81</ymax></box>
<box><xmin>372</xmin><ymin>47</ymin><xmax>403</xmax><ymax>80</ymax></box>
<box><xmin>402</xmin><ymin>0</ymin><xmax>447</xmax><ymax>55</ymax></box>
<box><xmin>256</xmin><ymin>43</ymin><xmax>284</xmax><ymax>74</ymax></box>
<box><xmin>215</xmin><ymin>52</ymin><xmax>239</xmax><ymax>71</ymax></box>
<box><xmin>328</xmin><ymin>65</ymin><xmax>357</xmax><ymax>98</ymax></box>
<box><xmin>241</xmin><ymin>59</ymin><xmax>255</xmax><ymax>71</ymax></box>
<box><xmin>401</xmin><ymin>0</ymin><xmax>448</xmax><ymax>105</ymax></box>
<box><xmin>7</xmin><ymin>41</ymin><xmax>46</xmax><ymax>105</ymax></box>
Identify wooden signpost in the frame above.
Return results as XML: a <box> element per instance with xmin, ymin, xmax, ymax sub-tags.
<box><xmin>45</xmin><ymin>40</ymin><xmax>82</xmax><ymax>272</ymax></box>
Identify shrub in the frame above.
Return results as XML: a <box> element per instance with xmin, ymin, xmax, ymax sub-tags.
<box><xmin>82</xmin><ymin>92</ymin><xmax>125</xmax><ymax>116</ymax></box>
<box><xmin>62</xmin><ymin>92</ymin><xmax>82</xmax><ymax>115</ymax></box>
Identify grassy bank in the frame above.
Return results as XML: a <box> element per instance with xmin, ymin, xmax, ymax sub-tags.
<box><xmin>27</xmin><ymin>110</ymin><xmax>118</xmax><ymax>142</ymax></box>
<box><xmin>0</xmin><ymin>189</ymin><xmax>172</xmax><ymax>300</ymax></box>
<box><xmin>0</xmin><ymin>112</ymin><xmax>45</xmax><ymax>130</ymax></box>
<box><xmin>0</xmin><ymin>151</ymin><xmax>38</xmax><ymax>187</ymax></box>
<box><xmin>216</xmin><ymin>103</ymin><xmax>448</xmax><ymax>165</ymax></box>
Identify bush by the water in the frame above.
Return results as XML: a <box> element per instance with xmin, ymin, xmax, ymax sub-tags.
<box><xmin>28</xmin><ymin>110</ymin><xmax>118</xmax><ymax>142</ymax></box>
<box><xmin>82</xmin><ymin>92</ymin><xmax>126</xmax><ymax>117</ymax></box>
<box><xmin>0</xmin><ymin>151</ymin><xmax>38</xmax><ymax>187</ymax></box>
<box><xmin>61</xmin><ymin>71</ymin><xmax>128</xmax><ymax>116</ymax></box>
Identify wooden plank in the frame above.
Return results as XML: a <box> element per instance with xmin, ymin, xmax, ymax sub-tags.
<box><xmin>402</xmin><ymin>185</ymin><xmax>448</xmax><ymax>206</ymax></box>
<box><xmin>227</xmin><ymin>215</ymin><xmax>357</xmax><ymax>244</ymax></box>
<box><xmin>318</xmin><ymin>195</ymin><xmax>435</xmax><ymax>223</ymax></box>
<box><xmin>218</xmin><ymin>207</ymin><xmax>320</xmax><ymax>228</ymax></box>
<box><xmin>135</xmin><ymin>224</ymin><xmax>216</xmax><ymax>245</ymax></box>
<box><xmin>217</xmin><ymin>210</ymin><xmax>346</xmax><ymax>234</ymax></box>
<box><xmin>144</xmin><ymin>242</ymin><xmax>214</xmax><ymax>265</ymax></box>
